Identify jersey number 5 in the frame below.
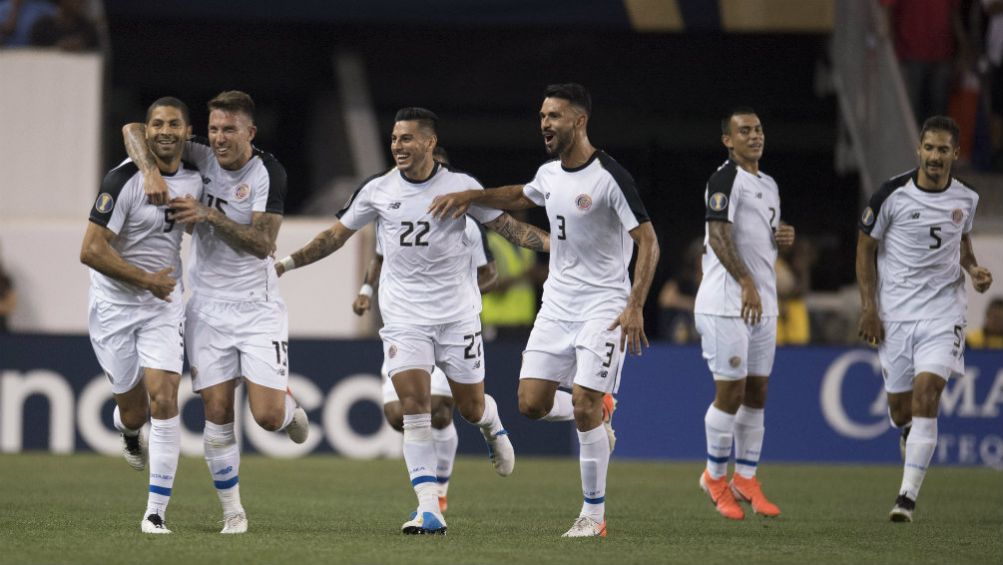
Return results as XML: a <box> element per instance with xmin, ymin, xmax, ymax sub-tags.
<box><xmin>929</xmin><ymin>226</ymin><xmax>942</xmax><ymax>249</ymax></box>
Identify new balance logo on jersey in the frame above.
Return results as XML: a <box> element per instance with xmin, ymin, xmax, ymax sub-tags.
<box><xmin>389</xmin><ymin>202</ymin><xmax>401</xmax><ymax>209</ymax></box>
<box><xmin>756</xmin><ymin>192</ymin><xmax>763</xmax><ymax>198</ymax></box>
<box><xmin>911</xmin><ymin>212</ymin><xmax>921</xmax><ymax>219</ymax></box>
<box><xmin>202</xmin><ymin>176</ymin><xmax>212</xmax><ymax>185</ymax></box>
<box><xmin>545</xmin><ymin>192</ymin><xmax>551</xmax><ymax>200</ymax></box>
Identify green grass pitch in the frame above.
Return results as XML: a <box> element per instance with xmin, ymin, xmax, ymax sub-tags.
<box><xmin>0</xmin><ymin>453</ymin><xmax>1000</xmax><ymax>565</ymax></box>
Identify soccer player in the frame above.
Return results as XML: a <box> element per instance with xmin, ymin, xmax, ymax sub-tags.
<box><xmin>692</xmin><ymin>108</ymin><xmax>794</xmax><ymax>521</ymax></box>
<box><xmin>81</xmin><ymin>97</ymin><xmax>202</xmax><ymax>534</ymax></box>
<box><xmin>428</xmin><ymin>83</ymin><xmax>660</xmax><ymax>538</ymax></box>
<box><xmin>354</xmin><ymin>214</ymin><xmax>498</xmax><ymax>513</ymax></box>
<box><xmin>122</xmin><ymin>91</ymin><xmax>309</xmax><ymax>534</ymax></box>
<box><xmin>276</xmin><ymin>107</ymin><xmax>549</xmax><ymax>535</ymax></box>
<box><xmin>857</xmin><ymin>115</ymin><xmax>993</xmax><ymax>522</ymax></box>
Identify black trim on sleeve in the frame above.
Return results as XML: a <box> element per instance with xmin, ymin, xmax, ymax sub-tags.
<box><xmin>336</xmin><ymin>172</ymin><xmax>386</xmax><ymax>219</ymax></box>
<box><xmin>90</xmin><ymin>161</ymin><xmax>139</xmax><ymax>227</ymax></box>
<box><xmin>259</xmin><ymin>153</ymin><xmax>288</xmax><ymax>215</ymax></box>
<box><xmin>597</xmin><ymin>151</ymin><xmax>650</xmax><ymax>224</ymax></box>
<box><xmin>189</xmin><ymin>136</ymin><xmax>211</xmax><ymax>149</ymax></box>
<box><xmin>472</xmin><ymin>218</ymin><xmax>494</xmax><ymax>262</ymax></box>
<box><xmin>859</xmin><ymin>169</ymin><xmax>913</xmax><ymax>234</ymax></box>
<box><xmin>705</xmin><ymin>160</ymin><xmax>738</xmax><ymax>222</ymax></box>
<box><xmin>180</xmin><ymin>159</ymin><xmax>199</xmax><ymax>172</ymax></box>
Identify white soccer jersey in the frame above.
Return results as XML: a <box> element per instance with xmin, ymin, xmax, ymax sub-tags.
<box><xmin>339</xmin><ymin>163</ymin><xmax>502</xmax><ymax>324</ymax></box>
<box><xmin>88</xmin><ymin>159</ymin><xmax>202</xmax><ymax>305</ymax></box>
<box><xmin>694</xmin><ymin>160</ymin><xmax>781</xmax><ymax>317</ymax></box>
<box><xmin>183</xmin><ymin>137</ymin><xmax>287</xmax><ymax>302</ymax></box>
<box><xmin>522</xmin><ymin>151</ymin><xmax>650</xmax><ymax>322</ymax></box>
<box><xmin>860</xmin><ymin>170</ymin><xmax>979</xmax><ymax>322</ymax></box>
<box><xmin>377</xmin><ymin>216</ymin><xmax>493</xmax><ymax>272</ymax></box>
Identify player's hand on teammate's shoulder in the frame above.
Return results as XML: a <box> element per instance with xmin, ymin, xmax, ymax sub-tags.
<box><xmin>144</xmin><ymin>169</ymin><xmax>169</xmax><ymax>206</ymax></box>
<box><xmin>609</xmin><ymin>303</ymin><xmax>648</xmax><ymax>355</ymax></box>
<box><xmin>857</xmin><ymin>307</ymin><xmax>884</xmax><ymax>346</ymax></box>
<box><xmin>145</xmin><ymin>267</ymin><xmax>176</xmax><ymax>301</ymax></box>
<box><xmin>774</xmin><ymin>223</ymin><xmax>795</xmax><ymax>248</ymax></box>
<box><xmin>168</xmin><ymin>195</ymin><xmax>210</xmax><ymax>224</ymax></box>
<box><xmin>966</xmin><ymin>266</ymin><xmax>993</xmax><ymax>294</ymax></box>
<box><xmin>352</xmin><ymin>295</ymin><xmax>371</xmax><ymax>316</ymax></box>
<box><xmin>428</xmin><ymin>191</ymin><xmax>473</xmax><ymax>220</ymax></box>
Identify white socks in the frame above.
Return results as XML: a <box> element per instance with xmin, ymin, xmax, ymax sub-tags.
<box><xmin>145</xmin><ymin>415</ymin><xmax>180</xmax><ymax>520</ymax></box>
<box><xmin>403</xmin><ymin>413</ymin><xmax>439</xmax><ymax>515</ymax></box>
<box><xmin>475</xmin><ymin>394</ymin><xmax>504</xmax><ymax>437</ymax></box>
<box><xmin>704</xmin><ymin>404</ymin><xmax>735</xmax><ymax>479</ymax></box>
<box><xmin>432</xmin><ymin>421</ymin><xmax>458</xmax><ymax>496</ymax></box>
<box><xmin>734</xmin><ymin>406</ymin><xmax>765</xmax><ymax>479</ymax></box>
<box><xmin>900</xmin><ymin>416</ymin><xmax>937</xmax><ymax>500</ymax></box>
<box><xmin>204</xmin><ymin>421</ymin><xmax>243</xmax><ymax>517</ymax></box>
<box><xmin>279</xmin><ymin>393</ymin><xmax>296</xmax><ymax>431</ymax></box>
<box><xmin>543</xmin><ymin>390</ymin><xmax>575</xmax><ymax>422</ymax></box>
<box><xmin>577</xmin><ymin>424</ymin><xmax>610</xmax><ymax>521</ymax></box>
<box><xmin>113</xmin><ymin>405</ymin><xmax>140</xmax><ymax>436</ymax></box>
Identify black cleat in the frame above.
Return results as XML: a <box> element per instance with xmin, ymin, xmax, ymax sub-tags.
<box><xmin>889</xmin><ymin>494</ymin><xmax>915</xmax><ymax>522</ymax></box>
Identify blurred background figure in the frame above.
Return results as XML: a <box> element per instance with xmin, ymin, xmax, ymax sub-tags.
<box><xmin>481</xmin><ymin>209</ymin><xmax>547</xmax><ymax>343</ymax></box>
<box><xmin>657</xmin><ymin>238</ymin><xmax>702</xmax><ymax>344</ymax></box>
<box><xmin>776</xmin><ymin>237</ymin><xmax>817</xmax><ymax>345</ymax></box>
<box><xmin>0</xmin><ymin>0</ymin><xmax>56</xmax><ymax>46</ymax></box>
<box><xmin>982</xmin><ymin>0</ymin><xmax>1003</xmax><ymax>169</ymax></box>
<box><xmin>967</xmin><ymin>297</ymin><xmax>1003</xmax><ymax>348</ymax></box>
<box><xmin>28</xmin><ymin>0</ymin><xmax>98</xmax><ymax>51</ymax></box>
<box><xmin>0</xmin><ymin>241</ymin><xmax>16</xmax><ymax>333</ymax></box>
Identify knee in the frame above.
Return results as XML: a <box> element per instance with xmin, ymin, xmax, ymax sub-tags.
<box><xmin>254</xmin><ymin>411</ymin><xmax>284</xmax><ymax>432</ymax></box>
<box><xmin>456</xmin><ymin>398</ymin><xmax>484</xmax><ymax>424</ymax></box>
<box><xmin>120</xmin><ymin>406</ymin><xmax>148</xmax><ymax>430</ymax></box>
<box><xmin>148</xmin><ymin>391</ymin><xmax>177</xmax><ymax>420</ymax></box>
<box><xmin>203</xmin><ymin>399</ymin><xmax>233</xmax><ymax>425</ymax></box>
<box><xmin>518</xmin><ymin>394</ymin><xmax>549</xmax><ymax>420</ymax></box>
<box><xmin>431</xmin><ymin>402</ymin><xmax>454</xmax><ymax>429</ymax></box>
<box><xmin>384</xmin><ymin>404</ymin><xmax>404</xmax><ymax>432</ymax></box>
<box><xmin>715</xmin><ymin>384</ymin><xmax>744</xmax><ymax>413</ymax></box>
<box><xmin>743</xmin><ymin>383</ymin><xmax>768</xmax><ymax>409</ymax></box>
<box><xmin>572</xmin><ymin>399</ymin><xmax>600</xmax><ymax>424</ymax></box>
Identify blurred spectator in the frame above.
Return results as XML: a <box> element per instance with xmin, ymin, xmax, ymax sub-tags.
<box><xmin>776</xmin><ymin>238</ymin><xmax>816</xmax><ymax>345</ymax></box>
<box><xmin>0</xmin><ymin>0</ymin><xmax>56</xmax><ymax>46</ymax></box>
<box><xmin>983</xmin><ymin>0</ymin><xmax>1003</xmax><ymax>167</ymax></box>
<box><xmin>657</xmin><ymin>238</ymin><xmax>702</xmax><ymax>344</ymax></box>
<box><xmin>881</xmin><ymin>0</ymin><xmax>970</xmax><ymax>127</ymax></box>
<box><xmin>968</xmin><ymin>297</ymin><xmax>1003</xmax><ymax>348</ymax></box>
<box><xmin>29</xmin><ymin>0</ymin><xmax>97</xmax><ymax>51</ymax></box>
<box><xmin>481</xmin><ymin>209</ymin><xmax>547</xmax><ymax>342</ymax></box>
<box><xmin>0</xmin><ymin>244</ymin><xmax>15</xmax><ymax>333</ymax></box>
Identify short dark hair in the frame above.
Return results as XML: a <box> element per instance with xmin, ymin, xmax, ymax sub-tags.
<box><xmin>432</xmin><ymin>146</ymin><xmax>450</xmax><ymax>166</ymax></box>
<box><xmin>721</xmin><ymin>107</ymin><xmax>757</xmax><ymax>135</ymax></box>
<box><xmin>543</xmin><ymin>83</ymin><xmax>592</xmax><ymax>117</ymax></box>
<box><xmin>394</xmin><ymin>107</ymin><xmax>439</xmax><ymax>136</ymax></box>
<box><xmin>146</xmin><ymin>97</ymin><xmax>190</xmax><ymax>125</ymax></box>
<box><xmin>920</xmin><ymin>115</ymin><xmax>961</xmax><ymax>147</ymax></box>
<box><xmin>208</xmin><ymin>90</ymin><xmax>255</xmax><ymax>122</ymax></box>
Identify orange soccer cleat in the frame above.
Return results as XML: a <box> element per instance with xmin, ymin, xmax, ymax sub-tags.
<box><xmin>730</xmin><ymin>475</ymin><xmax>781</xmax><ymax>517</ymax></box>
<box><xmin>699</xmin><ymin>470</ymin><xmax>745</xmax><ymax>520</ymax></box>
<box><xmin>601</xmin><ymin>393</ymin><xmax>617</xmax><ymax>452</ymax></box>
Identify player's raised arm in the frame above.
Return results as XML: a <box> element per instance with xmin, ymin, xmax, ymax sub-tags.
<box><xmin>960</xmin><ymin>233</ymin><xmax>993</xmax><ymax>293</ymax></box>
<box><xmin>276</xmin><ymin>221</ymin><xmax>357</xmax><ymax>277</ymax></box>
<box><xmin>123</xmin><ymin>122</ymin><xmax>170</xmax><ymax>206</ymax></box>
<box><xmin>609</xmin><ymin>221</ymin><xmax>660</xmax><ymax>355</ymax></box>
<box><xmin>855</xmin><ymin>230</ymin><xmax>883</xmax><ymax>345</ymax></box>
<box><xmin>429</xmin><ymin>184</ymin><xmax>536</xmax><ymax>219</ymax></box>
<box><xmin>171</xmin><ymin>196</ymin><xmax>280</xmax><ymax>260</ymax></box>
<box><xmin>483</xmin><ymin>212</ymin><xmax>550</xmax><ymax>252</ymax></box>
<box><xmin>80</xmin><ymin>222</ymin><xmax>175</xmax><ymax>300</ymax></box>
<box><xmin>707</xmin><ymin>219</ymin><xmax>761</xmax><ymax>325</ymax></box>
<box><xmin>353</xmin><ymin>253</ymin><xmax>383</xmax><ymax>315</ymax></box>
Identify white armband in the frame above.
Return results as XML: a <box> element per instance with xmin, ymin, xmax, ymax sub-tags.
<box><xmin>278</xmin><ymin>256</ymin><xmax>297</xmax><ymax>272</ymax></box>
<box><xmin>358</xmin><ymin>283</ymin><xmax>374</xmax><ymax>298</ymax></box>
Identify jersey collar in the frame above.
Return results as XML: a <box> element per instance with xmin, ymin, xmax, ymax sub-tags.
<box><xmin>561</xmin><ymin>151</ymin><xmax>599</xmax><ymax>173</ymax></box>
<box><xmin>399</xmin><ymin>162</ymin><xmax>440</xmax><ymax>185</ymax></box>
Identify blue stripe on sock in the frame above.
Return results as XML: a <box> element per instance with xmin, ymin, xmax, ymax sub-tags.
<box><xmin>148</xmin><ymin>485</ymin><xmax>172</xmax><ymax>496</ymax></box>
<box><xmin>584</xmin><ymin>496</ymin><xmax>605</xmax><ymax>505</ymax></box>
<box><xmin>735</xmin><ymin>458</ymin><xmax>759</xmax><ymax>467</ymax></box>
<box><xmin>411</xmin><ymin>475</ymin><xmax>437</xmax><ymax>487</ymax></box>
<box><xmin>436</xmin><ymin>476</ymin><xmax>450</xmax><ymax>484</ymax></box>
<box><xmin>707</xmin><ymin>454</ymin><xmax>730</xmax><ymax>464</ymax></box>
<box><xmin>213</xmin><ymin>476</ymin><xmax>239</xmax><ymax>490</ymax></box>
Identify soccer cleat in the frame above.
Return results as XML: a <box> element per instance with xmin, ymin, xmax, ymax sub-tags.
<box><xmin>140</xmin><ymin>514</ymin><xmax>171</xmax><ymax>534</ymax></box>
<box><xmin>401</xmin><ymin>511</ymin><xmax>447</xmax><ymax>535</ymax></box>
<box><xmin>699</xmin><ymin>470</ymin><xmax>744</xmax><ymax>520</ymax></box>
<box><xmin>438</xmin><ymin>496</ymin><xmax>448</xmax><ymax>513</ymax></box>
<box><xmin>121</xmin><ymin>431</ymin><xmax>147</xmax><ymax>471</ymax></box>
<box><xmin>889</xmin><ymin>494</ymin><xmax>915</xmax><ymax>523</ymax></box>
<box><xmin>221</xmin><ymin>511</ymin><xmax>248</xmax><ymax>534</ymax></box>
<box><xmin>601</xmin><ymin>393</ymin><xmax>617</xmax><ymax>452</ymax></box>
<box><xmin>562</xmin><ymin>516</ymin><xmax>607</xmax><ymax>538</ymax></box>
<box><xmin>285</xmin><ymin>388</ymin><xmax>309</xmax><ymax>444</ymax></box>
<box><xmin>483</xmin><ymin>429</ymin><xmax>515</xmax><ymax>476</ymax></box>
<box><xmin>730</xmin><ymin>475</ymin><xmax>781</xmax><ymax>517</ymax></box>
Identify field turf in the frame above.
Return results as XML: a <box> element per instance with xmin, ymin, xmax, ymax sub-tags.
<box><xmin>0</xmin><ymin>453</ymin><xmax>1000</xmax><ymax>565</ymax></box>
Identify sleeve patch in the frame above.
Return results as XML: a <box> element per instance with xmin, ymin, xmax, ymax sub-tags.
<box><xmin>94</xmin><ymin>193</ymin><xmax>115</xmax><ymax>213</ymax></box>
<box><xmin>860</xmin><ymin>207</ymin><xmax>875</xmax><ymax>227</ymax></box>
<box><xmin>708</xmin><ymin>192</ymin><xmax>729</xmax><ymax>212</ymax></box>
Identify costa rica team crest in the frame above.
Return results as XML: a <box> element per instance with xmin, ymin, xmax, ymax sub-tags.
<box><xmin>388</xmin><ymin>344</ymin><xmax>398</xmax><ymax>359</ymax></box>
<box><xmin>95</xmin><ymin>193</ymin><xmax>114</xmax><ymax>213</ymax></box>
<box><xmin>233</xmin><ymin>184</ymin><xmax>250</xmax><ymax>201</ymax></box>
<box><xmin>575</xmin><ymin>193</ymin><xmax>593</xmax><ymax>211</ymax></box>
<box><xmin>708</xmin><ymin>192</ymin><xmax>728</xmax><ymax>212</ymax></box>
<box><xmin>951</xmin><ymin>208</ymin><xmax>964</xmax><ymax>224</ymax></box>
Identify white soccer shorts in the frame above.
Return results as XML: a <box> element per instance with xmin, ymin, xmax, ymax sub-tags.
<box><xmin>88</xmin><ymin>295</ymin><xmax>184</xmax><ymax>394</ymax></box>
<box><xmin>381</xmin><ymin>362</ymin><xmax>453</xmax><ymax>405</ymax></box>
<box><xmin>519</xmin><ymin>316</ymin><xmax>624</xmax><ymax>394</ymax></box>
<box><xmin>379</xmin><ymin>316</ymin><xmax>485</xmax><ymax>385</ymax></box>
<box><xmin>695</xmin><ymin>314</ymin><xmax>777</xmax><ymax>380</ymax></box>
<box><xmin>879</xmin><ymin>316</ymin><xmax>966</xmax><ymax>394</ymax></box>
<box><xmin>185</xmin><ymin>294</ymin><xmax>290</xmax><ymax>392</ymax></box>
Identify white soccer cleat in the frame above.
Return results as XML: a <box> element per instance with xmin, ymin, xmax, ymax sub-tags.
<box><xmin>483</xmin><ymin>429</ymin><xmax>514</xmax><ymax>477</ymax></box>
<box><xmin>889</xmin><ymin>495</ymin><xmax>915</xmax><ymax>523</ymax></box>
<box><xmin>285</xmin><ymin>388</ymin><xmax>309</xmax><ymax>444</ymax></box>
<box><xmin>121</xmin><ymin>431</ymin><xmax>147</xmax><ymax>471</ymax></box>
<box><xmin>220</xmin><ymin>511</ymin><xmax>248</xmax><ymax>534</ymax></box>
<box><xmin>401</xmin><ymin>511</ymin><xmax>447</xmax><ymax>535</ymax></box>
<box><xmin>562</xmin><ymin>515</ymin><xmax>607</xmax><ymax>538</ymax></box>
<box><xmin>141</xmin><ymin>514</ymin><xmax>171</xmax><ymax>534</ymax></box>
<box><xmin>602</xmin><ymin>393</ymin><xmax>617</xmax><ymax>453</ymax></box>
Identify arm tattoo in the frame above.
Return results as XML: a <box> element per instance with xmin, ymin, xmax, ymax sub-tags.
<box><xmin>708</xmin><ymin>221</ymin><xmax>751</xmax><ymax>283</ymax></box>
<box><xmin>210</xmin><ymin>212</ymin><xmax>281</xmax><ymax>259</ymax></box>
<box><xmin>489</xmin><ymin>213</ymin><xmax>548</xmax><ymax>251</ymax></box>
<box><xmin>291</xmin><ymin>229</ymin><xmax>344</xmax><ymax>268</ymax></box>
<box><xmin>123</xmin><ymin>124</ymin><xmax>157</xmax><ymax>172</ymax></box>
